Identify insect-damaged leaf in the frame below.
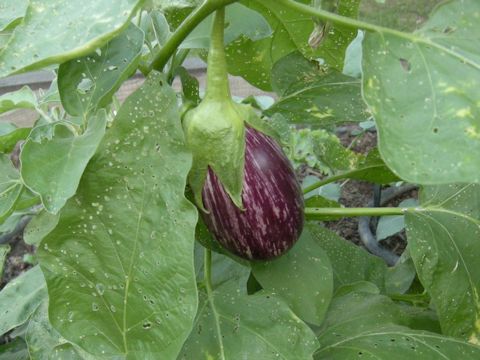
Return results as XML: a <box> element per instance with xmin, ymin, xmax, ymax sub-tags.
<box><xmin>363</xmin><ymin>0</ymin><xmax>480</xmax><ymax>184</ymax></box>
<box><xmin>38</xmin><ymin>72</ymin><xmax>198</xmax><ymax>358</ymax></box>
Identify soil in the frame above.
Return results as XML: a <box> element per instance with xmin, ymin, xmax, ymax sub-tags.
<box><xmin>313</xmin><ymin>124</ymin><xmax>412</xmax><ymax>257</ymax></box>
<box><xmin>0</xmin><ymin>236</ymin><xmax>34</xmax><ymax>290</ymax></box>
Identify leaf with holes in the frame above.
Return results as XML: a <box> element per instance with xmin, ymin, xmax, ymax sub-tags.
<box><xmin>58</xmin><ymin>23</ymin><xmax>144</xmax><ymax>117</ymax></box>
<box><xmin>363</xmin><ymin>0</ymin><xmax>480</xmax><ymax>184</ymax></box>
<box><xmin>21</xmin><ymin>112</ymin><xmax>107</xmax><ymax>214</ymax></box>
<box><xmin>266</xmin><ymin>53</ymin><xmax>367</xmax><ymax>126</ymax></box>
<box><xmin>0</xmin><ymin>0</ymin><xmax>143</xmax><ymax>78</ymax></box>
<box><xmin>37</xmin><ymin>72</ymin><xmax>198</xmax><ymax>358</ymax></box>
<box><xmin>405</xmin><ymin>183</ymin><xmax>480</xmax><ymax>342</ymax></box>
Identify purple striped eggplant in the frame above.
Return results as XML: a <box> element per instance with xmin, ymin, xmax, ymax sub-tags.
<box><xmin>201</xmin><ymin>127</ymin><xmax>304</xmax><ymax>260</ymax></box>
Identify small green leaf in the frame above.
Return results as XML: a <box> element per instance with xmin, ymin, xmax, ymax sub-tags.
<box><xmin>21</xmin><ymin>112</ymin><xmax>107</xmax><ymax>214</ymax></box>
<box><xmin>58</xmin><ymin>23</ymin><xmax>144</xmax><ymax>116</ymax></box>
<box><xmin>0</xmin><ymin>0</ymin><xmax>28</xmax><ymax>31</ymax></box>
<box><xmin>252</xmin><ymin>228</ymin><xmax>333</xmax><ymax>326</ymax></box>
<box><xmin>0</xmin><ymin>0</ymin><xmax>143</xmax><ymax>78</ymax></box>
<box><xmin>385</xmin><ymin>249</ymin><xmax>416</xmax><ymax>295</ymax></box>
<box><xmin>0</xmin><ymin>123</ymin><xmax>30</xmax><ymax>154</ymax></box>
<box><xmin>0</xmin><ymin>244</ymin><xmax>9</xmax><ymax>279</ymax></box>
<box><xmin>307</xmin><ymin>222</ymin><xmax>387</xmax><ymax>291</ymax></box>
<box><xmin>0</xmin><ymin>266</ymin><xmax>47</xmax><ymax>336</ymax></box>
<box><xmin>38</xmin><ymin>72</ymin><xmax>198</xmax><ymax>358</ymax></box>
<box><xmin>23</xmin><ymin>210</ymin><xmax>60</xmax><ymax>246</ymax></box>
<box><xmin>0</xmin><ymin>338</ymin><xmax>29</xmax><ymax>358</ymax></box>
<box><xmin>0</xmin><ymin>154</ymin><xmax>23</xmax><ymax>224</ymax></box>
<box><xmin>0</xmin><ymin>86</ymin><xmax>37</xmax><ymax>114</ymax></box>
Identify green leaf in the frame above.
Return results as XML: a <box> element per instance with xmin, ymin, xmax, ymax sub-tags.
<box><xmin>37</xmin><ymin>72</ymin><xmax>198</xmax><ymax>358</ymax></box>
<box><xmin>0</xmin><ymin>266</ymin><xmax>47</xmax><ymax>336</ymax></box>
<box><xmin>266</xmin><ymin>54</ymin><xmax>367</xmax><ymax>126</ymax></box>
<box><xmin>0</xmin><ymin>338</ymin><xmax>29</xmax><ymax>359</ymax></box>
<box><xmin>21</xmin><ymin>112</ymin><xmax>107</xmax><ymax>214</ymax></box>
<box><xmin>286</xmin><ymin>127</ymin><xmax>361</xmax><ymax>174</ymax></box>
<box><xmin>363</xmin><ymin>0</ymin><xmax>480</xmax><ymax>184</ymax></box>
<box><xmin>176</xmin><ymin>67</ymin><xmax>200</xmax><ymax>105</ymax></box>
<box><xmin>180</xmin><ymin>3</ymin><xmax>272</xmax><ymax>49</ymax></box>
<box><xmin>252</xmin><ymin>228</ymin><xmax>333</xmax><ymax>326</ymax></box>
<box><xmin>315</xmin><ymin>290</ymin><xmax>476</xmax><ymax>359</ymax></box>
<box><xmin>25</xmin><ymin>301</ymin><xmax>85</xmax><ymax>360</ymax></box>
<box><xmin>0</xmin><ymin>0</ymin><xmax>143</xmax><ymax>78</ymax></box>
<box><xmin>376</xmin><ymin>198</ymin><xmax>417</xmax><ymax>240</ymax></box>
<box><xmin>0</xmin><ymin>123</ymin><xmax>30</xmax><ymax>154</ymax></box>
<box><xmin>342</xmin><ymin>30</ymin><xmax>363</xmax><ymax>78</ymax></box>
<box><xmin>308</xmin><ymin>0</ymin><xmax>361</xmax><ymax>71</ymax></box>
<box><xmin>0</xmin><ymin>154</ymin><xmax>23</xmax><ymax>224</ymax></box>
<box><xmin>58</xmin><ymin>23</ymin><xmax>144</xmax><ymax>117</ymax></box>
<box><xmin>343</xmin><ymin>147</ymin><xmax>399</xmax><ymax>184</ymax></box>
<box><xmin>226</xmin><ymin>0</ymin><xmax>315</xmax><ymax>90</ymax></box>
<box><xmin>384</xmin><ymin>249</ymin><xmax>417</xmax><ymax>295</ymax></box>
<box><xmin>180</xmin><ymin>281</ymin><xmax>319</xmax><ymax>359</ymax></box>
<box><xmin>0</xmin><ymin>244</ymin><xmax>9</xmax><ymax>279</ymax></box>
<box><xmin>23</xmin><ymin>210</ymin><xmax>60</xmax><ymax>246</ymax></box>
<box><xmin>405</xmin><ymin>184</ymin><xmax>480</xmax><ymax>342</ymax></box>
<box><xmin>307</xmin><ymin>222</ymin><xmax>387</xmax><ymax>291</ymax></box>
<box><xmin>0</xmin><ymin>86</ymin><xmax>37</xmax><ymax>114</ymax></box>
<box><xmin>0</xmin><ymin>0</ymin><xmax>28</xmax><ymax>31</ymax></box>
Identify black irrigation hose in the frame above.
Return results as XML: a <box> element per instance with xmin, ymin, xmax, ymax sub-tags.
<box><xmin>0</xmin><ymin>216</ymin><xmax>32</xmax><ymax>245</ymax></box>
<box><xmin>358</xmin><ymin>184</ymin><xmax>418</xmax><ymax>266</ymax></box>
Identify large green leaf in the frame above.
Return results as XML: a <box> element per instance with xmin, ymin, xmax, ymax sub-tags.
<box><xmin>363</xmin><ymin>0</ymin><xmax>480</xmax><ymax>184</ymax></box>
<box><xmin>0</xmin><ymin>0</ymin><xmax>143</xmax><ymax>78</ymax></box>
<box><xmin>0</xmin><ymin>266</ymin><xmax>47</xmax><ymax>336</ymax></box>
<box><xmin>0</xmin><ymin>86</ymin><xmax>37</xmax><ymax>114</ymax></box>
<box><xmin>315</xmin><ymin>289</ymin><xmax>477</xmax><ymax>359</ymax></box>
<box><xmin>252</xmin><ymin>228</ymin><xmax>333</xmax><ymax>326</ymax></box>
<box><xmin>0</xmin><ymin>154</ymin><xmax>22</xmax><ymax>224</ymax></box>
<box><xmin>38</xmin><ymin>72</ymin><xmax>198</xmax><ymax>358</ymax></box>
<box><xmin>0</xmin><ymin>0</ymin><xmax>28</xmax><ymax>31</ymax></box>
<box><xmin>266</xmin><ymin>53</ymin><xmax>367</xmax><ymax>126</ymax></box>
<box><xmin>307</xmin><ymin>223</ymin><xmax>387</xmax><ymax>291</ymax></box>
<box><xmin>180</xmin><ymin>280</ymin><xmax>319</xmax><ymax>359</ymax></box>
<box><xmin>405</xmin><ymin>184</ymin><xmax>480</xmax><ymax>342</ymax></box>
<box><xmin>58</xmin><ymin>23</ymin><xmax>144</xmax><ymax>117</ymax></box>
<box><xmin>21</xmin><ymin>112</ymin><xmax>107</xmax><ymax>214</ymax></box>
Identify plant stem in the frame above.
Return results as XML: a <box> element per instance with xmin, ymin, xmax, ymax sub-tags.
<box><xmin>148</xmin><ymin>0</ymin><xmax>237</xmax><ymax>72</ymax></box>
<box><xmin>305</xmin><ymin>206</ymin><xmax>408</xmax><ymax>218</ymax></box>
<box><xmin>389</xmin><ymin>292</ymin><xmax>429</xmax><ymax>305</ymax></box>
<box><xmin>204</xmin><ymin>248</ymin><xmax>214</xmax><ymax>293</ymax></box>
<box><xmin>303</xmin><ymin>173</ymin><xmax>351</xmax><ymax>194</ymax></box>
<box><xmin>205</xmin><ymin>7</ymin><xmax>231</xmax><ymax>101</ymax></box>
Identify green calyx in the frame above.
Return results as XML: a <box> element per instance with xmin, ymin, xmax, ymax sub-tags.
<box><xmin>183</xmin><ymin>7</ymin><xmax>245</xmax><ymax>210</ymax></box>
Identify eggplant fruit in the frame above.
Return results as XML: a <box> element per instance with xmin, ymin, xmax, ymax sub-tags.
<box><xmin>202</xmin><ymin>127</ymin><xmax>304</xmax><ymax>260</ymax></box>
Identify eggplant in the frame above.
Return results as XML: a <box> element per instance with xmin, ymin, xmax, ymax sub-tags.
<box><xmin>201</xmin><ymin>127</ymin><xmax>304</xmax><ymax>260</ymax></box>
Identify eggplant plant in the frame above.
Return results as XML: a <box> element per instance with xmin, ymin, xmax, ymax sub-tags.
<box><xmin>0</xmin><ymin>0</ymin><xmax>480</xmax><ymax>359</ymax></box>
